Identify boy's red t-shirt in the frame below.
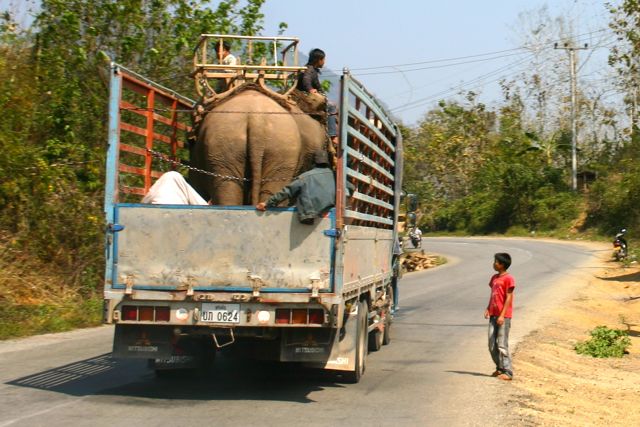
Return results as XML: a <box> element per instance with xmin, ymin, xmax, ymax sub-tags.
<box><xmin>488</xmin><ymin>273</ymin><xmax>515</xmax><ymax>318</ymax></box>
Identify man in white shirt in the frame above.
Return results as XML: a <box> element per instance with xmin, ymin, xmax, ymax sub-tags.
<box><xmin>216</xmin><ymin>41</ymin><xmax>237</xmax><ymax>66</ymax></box>
<box><xmin>141</xmin><ymin>171</ymin><xmax>208</xmax><ymax>205</ymax></box>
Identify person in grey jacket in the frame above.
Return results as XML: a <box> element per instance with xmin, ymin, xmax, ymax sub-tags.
<box><xmin>256</xmin><ymin>150</ymin><xmax>335</xmax><ymax>224</ymax></box>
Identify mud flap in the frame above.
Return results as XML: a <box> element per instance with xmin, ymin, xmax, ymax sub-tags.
<box><xmin>112</xmin><ymin>324</ymin><xmax>173</xmax><ymax>359</ymax></box>
<box><xmin>301</xmin><ymin>303</ymin><xmax>359</xmax><ymax>372</ymax></box>
<box><xmin>280</xmin><ymin>328</ymin><xmax>334</xmax><ymax>362</ymax></box>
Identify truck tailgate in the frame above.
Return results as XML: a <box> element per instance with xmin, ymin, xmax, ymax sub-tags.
<box><xmin>110</xmin><ymin>205</ymin><xmax>335</xmax><ymax>292</ymax></box>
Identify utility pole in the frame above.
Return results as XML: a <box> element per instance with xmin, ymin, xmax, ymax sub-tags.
<box><xmin>555</xmin><ymin>41</ymin><xmax>588</xmax><ymax>191</ymax></box>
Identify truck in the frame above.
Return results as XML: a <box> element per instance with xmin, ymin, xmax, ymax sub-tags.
<box><xmin>103</xmin><ymin>35</ymin><xmax>403</xmax><ymax>382</ymax></box>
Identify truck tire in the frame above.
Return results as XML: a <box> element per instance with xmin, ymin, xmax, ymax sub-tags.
<box><xmin>343</xmin><ymin>300</ymin><xmax>368</xmax><ymax>383</ymax></box>
<box><xmin>368</xmin><ymin>327</ymin><xmax>383</xmax><ymax>352</ymax></box>
<box><xmin>383</xmin><ymin>286</ymin><xmax>393</xmax><ymax>346</ymax></box>
<box><xmin>368</xmin><ymin>309</ymin><xmax>384</xmax><ymax>352</ymax></box>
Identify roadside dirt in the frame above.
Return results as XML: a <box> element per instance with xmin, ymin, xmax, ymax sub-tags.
<box><xmin>506</xmin><ymin>247</ymin><xmax>640</xmax><ymax>426</ymax></box>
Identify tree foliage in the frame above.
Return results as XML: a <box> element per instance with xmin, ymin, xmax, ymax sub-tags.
<box><xmin>0</xmin><ymin>0</ymin><xmax>268</xmax><ymax>337</ymax></box>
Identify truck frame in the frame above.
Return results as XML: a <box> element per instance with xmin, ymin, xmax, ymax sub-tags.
<box><xmin>103</xmin><ymin>38</ymin><xmax>402</xmax><ymax>382</ymax></box>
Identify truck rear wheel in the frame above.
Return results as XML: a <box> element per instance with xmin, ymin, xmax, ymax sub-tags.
<box><xmin>368</xmin><ymin>314</ymin><xmax>384</xmax><ymax>352</ymax></box>
<box><xmin>343</xmin><ymin>300</ymin><xmax>368</xmax><ymax>383</ymax></box>
<box><xmin>383</xmin><ymin>286</ymin><xmax>393</xmax><ymax>345</ymax></box>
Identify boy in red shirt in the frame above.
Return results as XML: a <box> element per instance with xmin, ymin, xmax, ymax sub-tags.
<box><xmin>484</xmin><ymin>252</ymin><xmax>515</xmax><ymax>381</ymax></box>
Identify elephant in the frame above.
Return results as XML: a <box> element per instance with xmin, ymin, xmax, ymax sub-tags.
<box><xmin>189</xmin><ymin>88</ymin><xmax>328</xmax><ymax>205</ymax></box>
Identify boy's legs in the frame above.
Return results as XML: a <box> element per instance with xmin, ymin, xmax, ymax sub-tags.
<box><xmin>488</xmin><ymin>317</ymin><xmax>513</xmax><ymax>378</ymax></box>
<box><xmin>488</xmin><ymin>317</ymin><xmax>501</xmax><ymax>372</ymax></box>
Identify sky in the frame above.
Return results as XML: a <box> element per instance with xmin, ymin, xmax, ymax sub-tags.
<box><xmin>2</xmin><ymin>0</ymin><xmax>616</xmax><ymax>126</ymax></box>
<box><xmin>260</xmin><ymin>0</ymin><xmax>615</xmax><ymax>125</ymax></box>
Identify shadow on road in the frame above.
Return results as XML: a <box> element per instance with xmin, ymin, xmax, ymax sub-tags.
<box><xmin>445</xmin><ymin>370</ymin><xmax>493</xmax><ymax>378</ymax></box>
<box><xmin>5</xmin><ymin>352</ymin><xmax>344</xmax><ymax>403</ymax></box>
<box><xmin>597</xmin><ymin>270</ymin><xmax>640</xmax><ymax>283</ymax></box>
<box><xmin>395</xmin><ymin>321</ymin><xmax>485</xmax><ymax>328</ymax></box>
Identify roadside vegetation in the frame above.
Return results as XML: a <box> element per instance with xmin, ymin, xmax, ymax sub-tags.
<box><xmin>1</xmin><ymin>1</ymin><xmax>639</xmax><ymax>339</ymax></box>
<box><xmin>575</xmin><ymin>325</ymin><xmax>631</xmax><ymax>358</ymax></box>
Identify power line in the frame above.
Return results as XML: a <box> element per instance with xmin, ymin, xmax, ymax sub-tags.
<box><xmin>353</xmin><ymin>51</ymin><xmax>529</xmax><ymax>76</ymax></box>
<box><xmin>350</xmin><ymin>28</ymin><xmax>609</xmax><ymax>74</ymax></box>
<box><xmin>390</xmin><ymin>53</ymin><xmax>536</xmax><ymax>113</ymax></box>
<box><xmin>349</xmin><ymin>47</ymin><xmax>529</xmax><ymax>71</ymax></box>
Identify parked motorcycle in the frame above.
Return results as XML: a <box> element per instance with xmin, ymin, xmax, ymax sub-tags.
<box><xmin>613</xmin><ymin>228</ymin><xmax>628</xmax><ymax>261</ymax></box>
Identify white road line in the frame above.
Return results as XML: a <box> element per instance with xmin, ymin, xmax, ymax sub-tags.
<box><xmin>0</xmin><ymin>398</ymin><xmax>82</xmax><ymax>427</ymax></box>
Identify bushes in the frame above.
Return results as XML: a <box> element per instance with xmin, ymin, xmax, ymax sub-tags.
<box><xmin>575</xmin><ymin>326</ymin><xmax>631</xmax><ymax>358</ymax></box>
<box><xmin>429</xmin><ymin>164</ymin><xmax>578</xmax><ymax>234</ymax></box>
<box><xmin>586</xmin><ymin>162</ymin><xmax>640</xmax><ymax>234</ymax></box>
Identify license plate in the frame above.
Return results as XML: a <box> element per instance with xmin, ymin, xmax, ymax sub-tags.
<box><xmin>200</xmin><ymin>303</ymin><xmax>240</xmax><ymax>324</ymax></box>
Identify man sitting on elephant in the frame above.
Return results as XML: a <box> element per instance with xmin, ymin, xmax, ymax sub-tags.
<box><xmin>297</xmin><ymin>48</ymin><xmax>338</xmax><ymax>146</ymax></box>
<box><xmin>256</xmin><ymin>150</ymin><xmax>335</xmax><ymax>224</ymax></box>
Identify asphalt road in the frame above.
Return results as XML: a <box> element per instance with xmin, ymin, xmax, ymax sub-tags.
<box><xmin>0</xmin><ymin>237</ymin><xmax>606</xmax><ymax>427</ymax></box>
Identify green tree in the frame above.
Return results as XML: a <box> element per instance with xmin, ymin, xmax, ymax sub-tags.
<box><xmin>0</xmin><ymin>0</ymin><xmax>269</xmax><ymax>337</ymax></box>
<box><xmin>608</xmin><ymin>0</ymin><xmax>640</xmax><ymax>140</ymax></box>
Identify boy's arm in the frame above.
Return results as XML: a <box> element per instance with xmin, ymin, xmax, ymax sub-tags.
<box><xmin>496</xmin><ymin>289</ymin><xmax>514</xmax><ymax>325</ymax></box>
<box><xmin>484</xmin><ymin>277</ymin><xmax>493</xmax><ymax>318</ymax></box>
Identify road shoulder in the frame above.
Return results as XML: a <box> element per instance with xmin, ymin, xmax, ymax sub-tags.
<box><xmin>506</xmin><ymin>246</ymin><xmax>640</xmax><ymax>425</ymax></box>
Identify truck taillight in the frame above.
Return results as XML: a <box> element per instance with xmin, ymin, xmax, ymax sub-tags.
<box><xmin>155</xmin><ymin>307</ymin><xmax>170</xmax><ymax>321</ymax></box>
<box><xmin>122</xmin><ymin>306</ymin><xmax>137</xmax><ymax>321</ymax></box>
<box><xmin>291</xmin><ymin>309</ymin><xmax>307</xmax><ymax>324</ymax></box>
<box><xmin>276</xmin><ymin>309</ymin><xmax>290</xmax><ymax>324</ymax></box>
<box><xmin>120</xmin><ymin>305</ymin><xmax>170</xmax><ymax>322</ymax></box>
<box><xmin>275</xmin><ymin>308</ymin><xmax>325</xmax><ymax>325</ymax></box>
<box><xmin>308</xmin><ymin>309</ymin><xmax>324</xmax><ymax>324</ymax></box>
<box><xmin>138</xmin><ymin>306</ymin><xmax>154</xmax><ymax>321</ymax></box>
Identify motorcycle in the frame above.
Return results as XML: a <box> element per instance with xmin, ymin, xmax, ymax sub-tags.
<box><xmin>409</xmin><ymin>229</ymin><xmax>422</xmax><ymax>248</ymax></box>
<box><xmin>613</xmin><ymin>228</ymin><xmax>628</xmax><ymax>261</ymax></box>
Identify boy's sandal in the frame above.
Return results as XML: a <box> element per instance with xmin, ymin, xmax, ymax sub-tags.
<box><xmin>496</xmin><ymin>373</ymin><xmax>512</xmax><ymax>381</ymax></box>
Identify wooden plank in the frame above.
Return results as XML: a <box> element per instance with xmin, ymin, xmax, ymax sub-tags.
<box><xmin>202</xmin><ymin>71</ymin><xmax>296</xmax><ymax>81</ymax></box>
<box><xmin>197</xmin><ymin>64</ymin><xmax>306</xmax><ymax>71</ymax></box>
<box><xmin>152</xmin><ymin>111</ymin><xmax>190</xmax><ymax>131</ymax></box>
<box><xmin>347</xmin><ymin>127</ymin><xmax>394</xmax><ymax>167</ymax></box>
<box><xmin>122</xmin><ymin>76</ymin><xmax>190</xmax><ymax>108</ymax></box>
<box><xmin>346</xmin><ymin>167</ymin><xmax>394</xmax><ymax>196</ymax></box>
<box><xmin>344</xmin><ymin>209</ymin><xmax>393</xmax><ymax>226</ymax></box>
<box><xmin>121</xmin><ymin>101</ymin><xmax>190</xmax><ymax>132</ymax></box>
<box><xmin>120</xmin><ymin>143</ymin><xmax>146</xmax><ymax>156</ymax></box>
<box><xmin>345</xmin><ymin>147</ymin><xmax>394</xmax><ymax>181</ymax></box>
<box><xmin>120</xmin><ymin>121</ymin><xmax>147</xmax><ymax>137</ymax></box>
<box><xmin>351</xmin><ymin>191</ymin><xmax>394</xmax><ymax>210</ymax></box>
<box><xmin>119</xmin><ymin>163</ymin><xmax>146</xmax><ymax>176</ymax></box>
<box><xmin>118</xmin><ymin>165</ymin><xmax>166</xmax><ymax>180</ymax></box>
<box><xmin>119</xmin><ymin>186</ymin><xmax>146</xmax><ymax>196</ymax></box>
<box><xmin>346</xmin><ymin>80</ymin><xmax>396</xmax><ymax>135</ymax></box>
<box><xmin>145</xmin><ymin>90</ymin><xmax>155</xmax><ymax>191</ymax></box>
<box><xmin>153</xmin><ymin>133</ymin><xmax>172</xmax><ymax>144</ymax></box>
<box><xmin>347</xmin><ymin>106</ymin><xmax>395</xmax><ymax>153</ymax></box>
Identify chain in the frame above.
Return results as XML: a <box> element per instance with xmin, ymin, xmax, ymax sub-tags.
<box><xmin>122</xmin><ymin>106</ymin><xmax>322</xmax><ymax>116</ymax></box>
<box><xmin>147</xmin><ymin>149</ymin><xmax>295</xmax><ymax>183</ymax></box>
<box><xmin>147</xmin><ymin>149</ymin><xmax>248</xmax><ymax>182</ymax></box>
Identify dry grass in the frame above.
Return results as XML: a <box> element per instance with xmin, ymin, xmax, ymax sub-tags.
<box><xmin>0</xmin><ymin>239</ymin><xmax>102</xmax><ymax>339</ymax></box>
